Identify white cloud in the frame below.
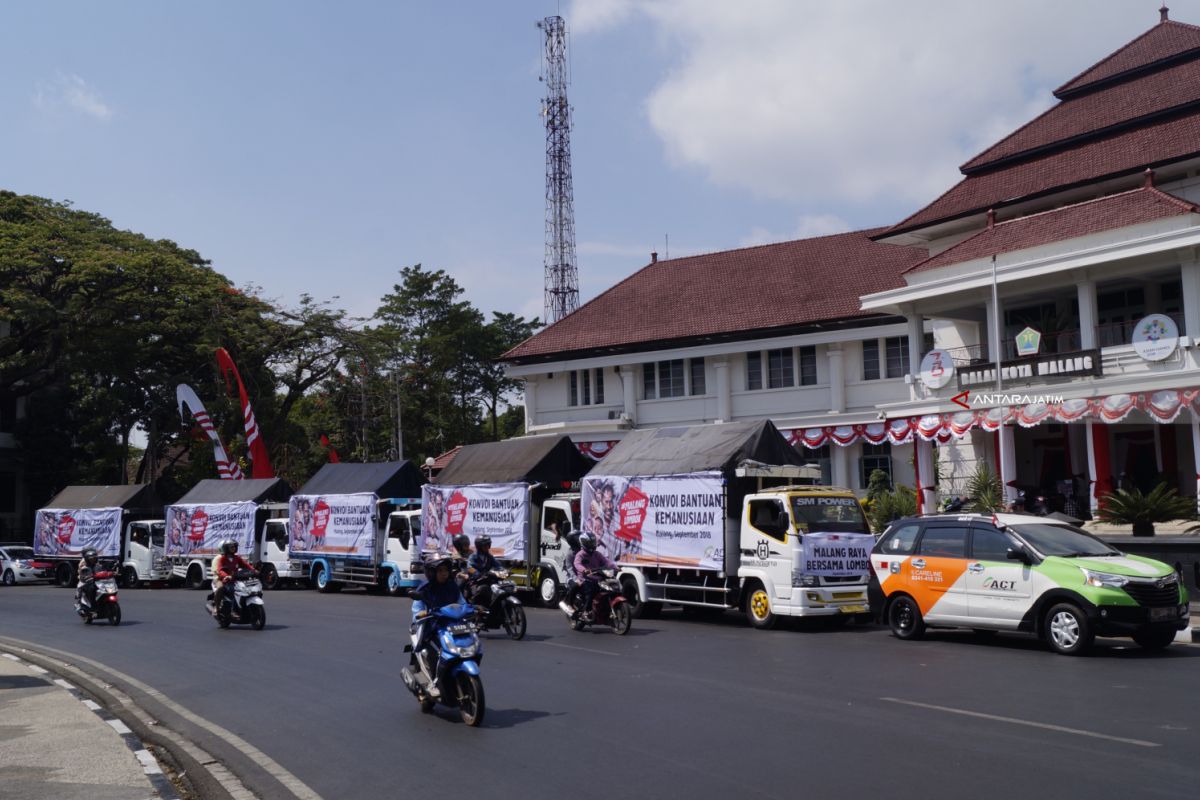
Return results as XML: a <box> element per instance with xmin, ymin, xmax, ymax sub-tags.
<box><xmin>740</xmin><ymin>213</ymin><xmax>851</xmax><ymax>247</ymax></box>
<box><xmin>34</xmin><ymin>73</ymin><xmax>114</xmax><ymax>121</ymax></box>
<box><xmin>570</xmin><ymin>0</ymin><xmax>1166</xmax><ymax>205</ymax></box>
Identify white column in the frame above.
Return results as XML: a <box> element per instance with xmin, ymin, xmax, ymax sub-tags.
<box><xmin>999</xmin><ymin>424</ymin><xmax>1017</xmax><ymax>506</ymax></box>
<box><xmin>619</xmin><ymin>366</ymin><xmax>637</xmax><ymax>424</ymax></box>
<box><xmin>713</xmin><ymin>358</ymin><xmax>731</xmax><ymax>422</ymax></box>
<box><xmin>915</xmin><ymin>438</ymin><xmax>936</xmax><ymax>513</ymax></box>
<box><xmin>1182</xmin><ymin>260</ymin><xmax>1200</xmax><ymax>339</ymax></box>
<box><xmin>1077</xmin><ymin>276</ymin><xmax>1098</xmax><ymax>349</ymax></box>
<box><xmin>906</xmin><ymin>313</ymin><xmax>923</xmax><ymax>371</ymax></box>
<box><xmin>831</xmin><ymin>443</ymin><xmax>851</xmax><ymax>490</ymax></box>
<box><xmin>826</xmin><ymin>345</ymin><xmax>845</xmax><ymax>413</ymax></box>
<box><xmin>523</xmin><ymin>378</ymin><xmax>538</xmax><ymax>434</ymax></box>
<box><xmin>1086</xmin><ymin>418</ymin><xmax>1099</xmax><ymax>516</ymax></box>
<box><xmin>1192</xmin><ymin>417</ymin><xmax>1200</xmax><ymax>516</ymax></box>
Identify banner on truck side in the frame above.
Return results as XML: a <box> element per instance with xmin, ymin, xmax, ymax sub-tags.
<box><xmin>799</xmin><ymin>532</ymin><xmax>874</xmax><ymax>577</ymax></box>
<box><xmin>289</xmin><ymin>493</ymin><xmax>377</xmax><ymax>560</ymax></box>
<box><xmin>34</xmin><ymin>507</ymin><xmax>123</xmax><ymax>558</ymax></box>
<box><xmin>581</xmin><ymin>472</ymin><xmax>724</xmax><ymax>571</ymax></box>
<box><xmin>419</xmin><ymin>483</ymin><xmax>528</xmax><ymax>560</ymax></box>
<box><xmin>164</xmin><ymin>501</ymin><xmax>257</xmax><ymax>557</ymax></box>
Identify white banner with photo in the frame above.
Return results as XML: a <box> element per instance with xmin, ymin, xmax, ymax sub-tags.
<box><xmin>420</xmin><ymin>483</ymin><xmax>529</xmax><ymax>560</ymax></box>
<box><xmin>799</xmin><ymin>532</ymin><xmax>875</xmax><ymax>577</ymax></box>
<box><xmin>33</xmin><ymin>507</ymin><xmax>123</xmax><ymax>558</ymax></box>
<box><xmin>288</xmin><ymin>493</ymin><xmax>378</xmax><ymax>560</ymax></box>
<box><xmin>165</xmin><ymin>501</ymin><xmax>257</xmax><ymax>557</ymax></box>
<box><xmin>581</xmin><ymin>472</ymin><xmax>725</xmax><ymax>571</ymax></box>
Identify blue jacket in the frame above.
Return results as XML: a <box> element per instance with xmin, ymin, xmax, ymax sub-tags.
<box><xmin>413</xmin><ymin>578</ymin><xmax>464</xmax><ymax>617</ymax></box>
<box><xmin>467</xmin><ymin>551</ymin><xmax>500</xmax><ymax>574</ymax></box>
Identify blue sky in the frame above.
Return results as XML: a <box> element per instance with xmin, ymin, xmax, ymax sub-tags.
<box><xmin>3</xmin><ymin>1</ymin><xmax>1195</xmax><ymax>325</ymax></box>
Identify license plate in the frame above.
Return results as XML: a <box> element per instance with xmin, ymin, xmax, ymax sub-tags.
<box><xmin>1149</xmin><ymin>606</ymin><xmax>1175</xmax><ymax>621</ymax></box>
<box><xmin>839</xmin><ymin>604</ymin><xmax>868</xmax><ymax>614</ymax></box>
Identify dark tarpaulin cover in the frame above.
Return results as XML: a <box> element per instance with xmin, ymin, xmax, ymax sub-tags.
<box><xmin>43</xmin><ymin>484</ymin><xmax>163</xmax><ymax>515</ymax></box>
<box><xmin>297</xmin><ymin>461</ymin><xmax>423</xmax><ymax>498</ymax></box>
<box><xmin>433</xmin><ymin>435</ymin><xmax>593</xmax><ymax>486</ymax></box>
<box><xmin>588</xmin><ymin>420</ymin><xmax>805</xmax><ymax>478</ymax></box>
<box><xmin>175</xmin><ymin>478</ymin><xmax>293</xmax><ymax>505</ymax></box>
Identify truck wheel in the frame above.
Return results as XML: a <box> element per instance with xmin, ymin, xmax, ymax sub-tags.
<box><xmin>887</xmin><ymin>595</ymin><xmax>925</xmax><ymax>640</ymax></box>
<box><xmin>120</xmin><ymin>566</ymin><xmax>139</xmax><ymax>589</ymax></box>
<box><xmin>1045</xmin><ymin>603</ymin><xmax>1093</xmax><ymax>655</ymax></box>
<box><xmin>56</xmin><ymin>563</ymin><xmax>76</xmax><ymax>588</ymax></box>
<box><xmin>387</xmin><ymin>569</ymin><xmax>406</xmax><ymax>597</ymax></box>
<box><xmin>261</xmin><ymin>565</ymin><xmax>279</xmax><ymax>590</ymax></box>
<box><xmin>186</xmin><ymin>565</ymin><xmax>205</xmax><ymax>590</ymax></box>
<box><xmin>745</xmin><ymin>584</ymin><xmax>777</xmax><ymax>630</ymax></box>
<box><xmin>315</xmin><ymin>565</ymin><xmax>341</xmax><ymax>593</ymax></box>
<box><xmin>620</xmin><ymin>577</ymin><xmax>661</xmax><ymax>619</ymax></box>
<box><xmin>537</xmin><ymin>572</ymin><xmax>560</xmax><ymax>607</ymax></box>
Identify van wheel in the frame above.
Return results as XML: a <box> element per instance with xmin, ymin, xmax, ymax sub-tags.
<box><xmin>887</xmin><ymin>595</ymin><xmax>925</xmax><ymax>640</ymax></box>
<box><xmin>186</xmin><ymin>565</ymin><xmax>206</xmax><ymax>590</ymax></box>
<box><xmin>260</xmin><ymin>565</ymin><xmax>279</xmax><ymax>590</ymax></box>
<box><xmin>121</xmin><ymin>567</ymin><xmax>139</xmax><ymax>589</ymax></box>
<box><xmin>1132</xmin><ymin>628</ymin><xmax>1176</xmax><ymax>652</ymax></box>
<box><xmin>745</xmin><ymin>583</ymin><xmax>777</xmax><ymax>630</ymax></box>
<box><xmin>1045</xmin><ymin>603</ymin><xmax>1094</xmax><ymax>655</ymax></box>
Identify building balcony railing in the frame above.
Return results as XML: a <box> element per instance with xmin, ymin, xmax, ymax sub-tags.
<box><xmin>940</xmin><ymin>312</ymin><xmax>1185</xmax><ymax>365</ymax></box>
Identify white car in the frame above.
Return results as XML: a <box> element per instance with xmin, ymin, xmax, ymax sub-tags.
<box><xmin>0</xmin><ymin>544</ymin><xmax>56</xmax><ymax>585</ymax></box>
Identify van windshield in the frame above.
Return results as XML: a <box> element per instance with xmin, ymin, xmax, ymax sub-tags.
<box><xmin>1009</xmin><ymin>523</ymin><xmax>1120</xmax><ymax>558</ymax></box>
<box><xmin>790</xmin><ymin>496</ymin><xmax>868</xmax><ymax>533</ymax></box>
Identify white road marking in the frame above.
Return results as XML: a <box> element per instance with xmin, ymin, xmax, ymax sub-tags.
<box><xmin>26</xmin><ymin>664</ymin><xmax>47</xmax><ymax>674</ymax></box>
<box><xmin>83</xmin><ymin>699</ymin><xmax>102</xmax><ymax>711</ymax></box>
<box><xmin>107</xmin><ymin>718</ymin><xmax>133</xmax><ymax>735</ymax></box>
<box><xmin>54</xmin><ymin>678</ymin><xmax>74</xmax><ymax>690</ymax></box>
<box><xmin>135</xmin><ymin>749</ymin><xmax>163</xmax><ymax>774</ymax></box>
<box><xmin>539</xmin><ymin>640</ymin><xmax>619</xmax><ymax>657</ymax></box>
<box><xmin>2</xmin><ymin>653</ymin><xmax>20</xmax><ymax>661</ymax></box>
<box><xmin>880</xmin><ymin>697</ymin><xmax>1160</xmax><ymax>747</ymax></box>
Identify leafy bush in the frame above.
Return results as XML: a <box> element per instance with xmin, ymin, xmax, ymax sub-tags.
<box><xmin>1097</xmin><ymin>482</ymin><xmax>1195</xmax><ymax>536</ymax></box>
<box><xmin>864</xmin><ymin>469</ymin><xmax>917</xmax><ymax>532</ymax></box>
<box><xmin>966</xmin><ymin>463</ymin><xmax>1003</xmax><ymax>513</ymax></box>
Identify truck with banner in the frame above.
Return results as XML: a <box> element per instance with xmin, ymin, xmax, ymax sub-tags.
<box><xmin>582</xmin><ymin>420</ymin><xmax>875</xmax><ymax>629</ymax></box>
<box><xmin>287</xmin><ymin>461</ymin><xmax>425</xmax><ymax>593</ymax></box>
<box><xmin>418</xmin><ymin>435</ymin><xmax>592</xmax><ymax>605</ymax></box>
<box><xmin>165</xmin><ymin>478</ymin><xmax>295</xmax><ymax>589</ymax></box>
<box><xmin>33</xmin><ymin>484</ymin><xmax>170</xmax><ymax>588</ymax></box>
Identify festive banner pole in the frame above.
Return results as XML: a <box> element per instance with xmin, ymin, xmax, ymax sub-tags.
<box><xmin>215</xmin><ymin>347</ymin><xmax>274</xmax><ymax>479</ymax></box>
<box><xmin>176</xmin><ymin>384</ymin><xmax>244</xmax><ymax>480</ymax></box>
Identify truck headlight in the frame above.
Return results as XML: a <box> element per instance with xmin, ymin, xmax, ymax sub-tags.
<box><xmin>1082</xmin><ymin>569</ymin><xmax>1128</xmax><ymax>588</ymax></box>
<box><xmin>791</xmin><ymin>570</ymin><xmax>818</xmax><ymax>587</ymax></box>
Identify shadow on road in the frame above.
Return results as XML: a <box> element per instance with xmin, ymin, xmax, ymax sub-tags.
<box><xmin>482</xmin><ymin>707</ymin><xmax>562</xmax><ymax>729</ymax></box>
<box><xmin>909</xmin><ymin>629</ymin><xmax>1200</xmax><ymax>659</ymax></box>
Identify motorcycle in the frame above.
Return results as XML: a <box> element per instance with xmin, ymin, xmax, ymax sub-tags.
<box><xmin>466</xmin><ymin>570</ymin><xmax>526</xmax><ymax>640</ymax></box>
<box><xmin>205</xmin><ymin>568</ymin><xmax>266</xmax><ymax>630</ymax></box>
<box><xmin>76</xmin><ymin>567</ymin><xmax>121</xmax><ymax>626</ymax></box>
<box><xmin>401</xmin><ymin>603</ymin><xmax>486</xmax><ymax>726</ymax></box>
<box><xmin>560</xmin><ymin>570</ymin><xmax>632</xmax><ymax>635</ymax></box>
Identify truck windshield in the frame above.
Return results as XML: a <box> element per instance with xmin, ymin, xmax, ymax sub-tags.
<box><xmin>1008</xmin><ymin>523</ymin><xmax>1120</xmax><ymax>558</ymax></box>
<box><xmin>790</xmin><ymin>496</ymin><xmax>868</xmax><ymax>533</ymax></box>
<box><xmin>151</xmin><ymin>523</ymin><xmax>165</xmax><ymax>548</ymax></box>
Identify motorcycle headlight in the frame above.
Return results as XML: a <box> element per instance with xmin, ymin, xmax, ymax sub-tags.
<box><xmin>445</xmin><ymin>639</ymin><xmax>479</xmax><ymax>658</ymax></box>
<box><xmin>1081</xmin><ymin>569</ymin><xmax>1129</xmax><ymax>589</ymax></box>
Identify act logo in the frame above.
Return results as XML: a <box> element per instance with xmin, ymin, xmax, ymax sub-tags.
<box><xmin>983</xmin><ymin>577</ymin><xmax>1016</xmax><ymax>591</ymax></box>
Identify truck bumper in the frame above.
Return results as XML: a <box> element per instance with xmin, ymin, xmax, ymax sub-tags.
<box><xmin>780</xmin><ymin>586</ymin><xmax>870</xmax><ymax>617</ymax></box>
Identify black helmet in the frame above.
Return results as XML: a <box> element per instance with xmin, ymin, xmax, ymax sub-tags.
<box><xmin>424</xmin><ymin>553</ymin><xmax>453</xmax><ymax>577</ymax></box>
<box><xmin>580</xmin><ymin>531</ymin><xmax>598</xmax><ymax>553</ymax></box>
<box><xmin>474</xmin><ymin>535</ymin><xmax>491</xmax><ymax>552</ymax></box>
<box><xmin>451</xmin><ymin>533</ymin><xmax>470</xmax><ymax>556</ymax></box>
<box><xmin>219</xmin><ymin>539</ymin><xmax>238</xmax><ymax>556</ymax></box>
<box><xmin>82</xmin><ymin>548</ymin><xmax>99</xmax><ymax>565</ymax></box>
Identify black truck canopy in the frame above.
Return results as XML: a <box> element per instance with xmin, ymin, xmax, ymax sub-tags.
<box><xmin>42</xmin><ymin>484</ymin><xmax>163</xmax><ymax>517</ymax></box>
<box><xmin>297</xmin><ymin>461</ymin><xmax>423</xmax><ymax>499</ymax></box>
<box><xmin>588</xmin><ymin>420</ymin><xmax>807</xmax><ymax>479</ymax></box>
<box><xmin>174</xmin><ymin>478</ymin><xmax>292</xmax><ymax>505</ymax></box>
<box><xmin>433</xmin><ymin>435</ymin><xmax>593</xmax><ymax>487</ymax></box>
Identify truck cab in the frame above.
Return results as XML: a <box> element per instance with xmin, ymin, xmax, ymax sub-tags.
<box><xmin>120</xmin><ymin>519</ymin><xmax>171</xmax><ymax>587</ymax></box>
<box><xmin>256</xmin><ymin>518</ymin><xmax>306</xmax><ymax>589</ymax></box>
<box><xmin>382</xmin><ymin>508</ymin><xmax>422</xmax><ymax>595</ymax></box>
<box><xmin>530</xmin><ymin>494</ymin><xmax>581</xmax><ymax>605</ymax></box>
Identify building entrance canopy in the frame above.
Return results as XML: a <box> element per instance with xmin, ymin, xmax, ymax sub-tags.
<box><xmin>785</xmin><ymin>387</ymin><xmax>1200</xmax><ymax>449</ymax></box>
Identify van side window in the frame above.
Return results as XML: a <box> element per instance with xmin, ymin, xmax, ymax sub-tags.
<box><xmin>389</xmin><ymin>516</ymin><xmax>412</xmax><ymax>549</ymax></box>
<box><xmin>971</xmin><ymin>527</ymin><xmax>1013</xmax><ymax>562</ymax></box>
<box><xmin>748</xmin><ymin>499</ymin><xmax>787</xmax><ymax>542</ymax></box>
<box><xmin>881</xmin><ymin>523</ymin><xmax>920</xmax><ymax>555</ymax></box>
<box><xmin>917</xmin><ymin>525</ymin><xmax>969</xmax><ymax>558</ymax></box>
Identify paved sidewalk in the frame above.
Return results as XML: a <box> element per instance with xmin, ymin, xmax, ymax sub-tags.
<box><xmin>0</xmin><ymin>653</ymin><xmax>165</xmax><ymax>800</ymax></box>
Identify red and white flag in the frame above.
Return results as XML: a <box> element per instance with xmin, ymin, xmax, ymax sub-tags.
<box><xmin>176</xmin><ymin>384</ymin><xmax>243</xmax><ymax>480</ymax></box>
<box><xmin>215</xmin><ymin>347</ymin><xmax>274</xmax><ymax>479</ymax></box>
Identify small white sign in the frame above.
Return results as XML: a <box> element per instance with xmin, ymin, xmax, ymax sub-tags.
<box><xmin>918</xmin><ymin>348</ymin><xmax>955</xmax><ymax>390</ymax></box>
<box><xmin>1131</xmin><ymin>314</ymin><xmax>1179</xmax><ymax>362</ymax></box>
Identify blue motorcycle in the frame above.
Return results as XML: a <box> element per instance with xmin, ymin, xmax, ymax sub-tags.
<box><xmin>401</xmin><ymin>603</ymin><xmax>485</xmax><ymax>726</ymax></box>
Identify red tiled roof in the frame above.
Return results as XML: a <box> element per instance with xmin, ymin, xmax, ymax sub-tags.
<box><xmin>906</xmin><ymin>188</ymin><xmax>1198</xmax><ymax>274</ymax></box>
<box><xmin>885</xmin><ymin>107</ymin><xmax>1200</xmax><ymax>236</ymax></box>
<box><xmin>1055</xmin><ymin>20</ymin><xmax>1200</xmax><ymax>97</ymax></box>
<box><xmin>962</xmin><ymin>57</ymin><xmax>1200</xmax><ymax>172</ymax></box>
<box><xmin>503</xmin><ymin>230</ymin><xmax>926</xmax><ymax>361</ymax></box>
<box><xmin>431</xmin><ymin>445</ymin><xmax>463</xmax><ymax>471</ymax></box>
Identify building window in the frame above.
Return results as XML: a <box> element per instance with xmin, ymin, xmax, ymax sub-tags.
<box><xmin>767</xmin><ymin>348</ymin><xmax>794</xmax><ymax>388</ymax></box>
<box><xmin>860</xmin><ymin>443</ymin><xmax>892</xmax><ymax>489</ymax></box>
<box><xmin>643</xmin><ymin>363</ymin><xmax>656</xmax><ymax>399</ymax></box>
<box><xmin>569</xmin><ymin>371</ymin><xmax>579</xmax><ymax>406</ymax></box>
<box><xmin>593</xmin><ymin>368</ymin><xmax>604</xmax><ymax>404</ymax></box>
<box><xmin>569</xmin><ymin>370</ymin><xmax>606</xmax><ymax>406</ymax></box>
<box><xmin>800</xmin><ymin>444</ymin><xmax>832</xmax><ymax>485</ymax></box>
<box><xmin>581</xmin><ymin>370</ymin><xmax>591</xmax><ymax>405</ymax></box>
<box><xmin>862</xmin><ymin>340</ymin><xmax>880</xmax><ymax>381</ymax></box>
<box><xmin>885</xmin><ymin>337</ymin><xmax>909</xmax><ymax>379</ymax></box>
<box><xmin>689</xmin><ymin>358</ymin><xmax>706</xmax><ymax>396</ymax></box>
<box><xmin>798</xmin><ymin>346</ymin><xmax>817</xmax><ymax>386</ymax></box>
<box><xmin>746</xmin><ymin>352</ymin><xmax>762</xmax><ymax>390</ymax></box>
<box><xmin>658</xmin><ymin>360</ymin><xmax>685</xmax><ymax>398</ymax></box>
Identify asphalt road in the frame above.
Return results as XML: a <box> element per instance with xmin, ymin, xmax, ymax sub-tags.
<box><xmin>1</xmin><ymin>584</ymin><xmax>1197</xmax><ymax>800</ymax></box>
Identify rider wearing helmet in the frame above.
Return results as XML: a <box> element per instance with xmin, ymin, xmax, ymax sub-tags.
<box><xmin>75</xmin><ymin>548</ymin><xmax>101</xmax><ymax>610</ymax></box>
<box><xmin>212</xmin><ymin>539</ymin><xmax>255</xmax><ymax>618</ymax></box>
<box><xmin>573</xmin><ymin>532</ymin><xmax>616</xmax><ymax>622</ymax></box>
<box><xmin>465</xmin><ymin>535</ymin><xmax>502</xmax><ymax>606</ymax></box>
<box><xmin>411</xmin><ymin>554</ymin><xmax>467</xmax><ymax>697</ymax></box>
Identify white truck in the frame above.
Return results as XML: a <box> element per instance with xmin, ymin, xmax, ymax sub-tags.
<box><xmin>418</xmin><ymin>435</ymin><xmax>593</xmax><ymax>605</ymax></box>
<box><xmin>288</xmin><ymin>461</ymin><xmax>425</xmax><ymax>594</ymax></box>
<box><xmin>582</xmin><ymin>420</ymin><xmax>875</xmax><ymax>629</ymax></box>
<box><xmin>165</xmin><ymin>478</ymin><xmax>293</xmax><ymax>589</ymax></box>
<box><xmin>32</xmin><ymin>484</ymin><xmax>172</xmax><ymax>588</ymax></box>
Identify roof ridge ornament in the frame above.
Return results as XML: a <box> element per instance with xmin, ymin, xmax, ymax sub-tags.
<box><xmin>1161</xmin><ymin>4</ymin><xmax>1169</xmax><ymax>24</ymax></box>
<box><xmin>1144</xmin><ymin>167</ymin><xmax>1156</xmax><ymax>188</ymax></box>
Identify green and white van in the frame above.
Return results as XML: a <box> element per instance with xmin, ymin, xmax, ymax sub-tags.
<box><xmin>871</xmin><ymin>513</ymin><xmax>1190</xmax><ymax>655</ymax></box>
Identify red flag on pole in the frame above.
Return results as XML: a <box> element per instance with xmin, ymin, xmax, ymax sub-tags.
<box><xmin>215</xmin><ymin>347</ymin><xmax>274</xmax><ymax>479</ymax></box>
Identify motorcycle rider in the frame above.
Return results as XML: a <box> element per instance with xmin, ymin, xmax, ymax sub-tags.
<box><xmin>75</xmin><ymin>547</ymin><xmax>101</xmax><ymax>611</ymax></box>
<box><xmin>573</xmin><ymin>531</ymin><xmax>616</xmax><ymax>622</ymax></box>
<box><xmin>212</xmin><ymin>539</ymin><xmax>256</xmax><ymax>618</ymax></box>
<box><xmin>412</xmin><ymin>555</ymin><xmax>466</xmax><ymax>697</ymax></box>
<box><xmin>556</xmin><ymin>520</ymin><xmax>584</xmax><ymax>613</ymax></box>
<box><xmin>465</xmin><ymin>535</ymin><xmax>502</xmax><ymax>606</ymax></box>
<box><xmin>450</xmin><ymin>533</ymin><xmax>475</xmax><ymax>580</ymax></box>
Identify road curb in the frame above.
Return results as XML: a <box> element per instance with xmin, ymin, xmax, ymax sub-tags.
<box><xmin>1</xmin><ymin>649</ymin><xmax>180</xmax><ymax>800</ymax></box>
<box><xmin>0</xmin><ymin>639</ymin><xmax>264</xmax><ymax>800</ymax></box>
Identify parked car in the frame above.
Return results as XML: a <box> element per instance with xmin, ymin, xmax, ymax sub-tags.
<box><xmin>870</xmin><ymin>513</ymin><xmax>1189</xmax><ymax>655</ymax></box>
<box><xmin>0</xmin><ymin>543</ymin><xmax>57</xmax><ymax>585</ymax></box>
